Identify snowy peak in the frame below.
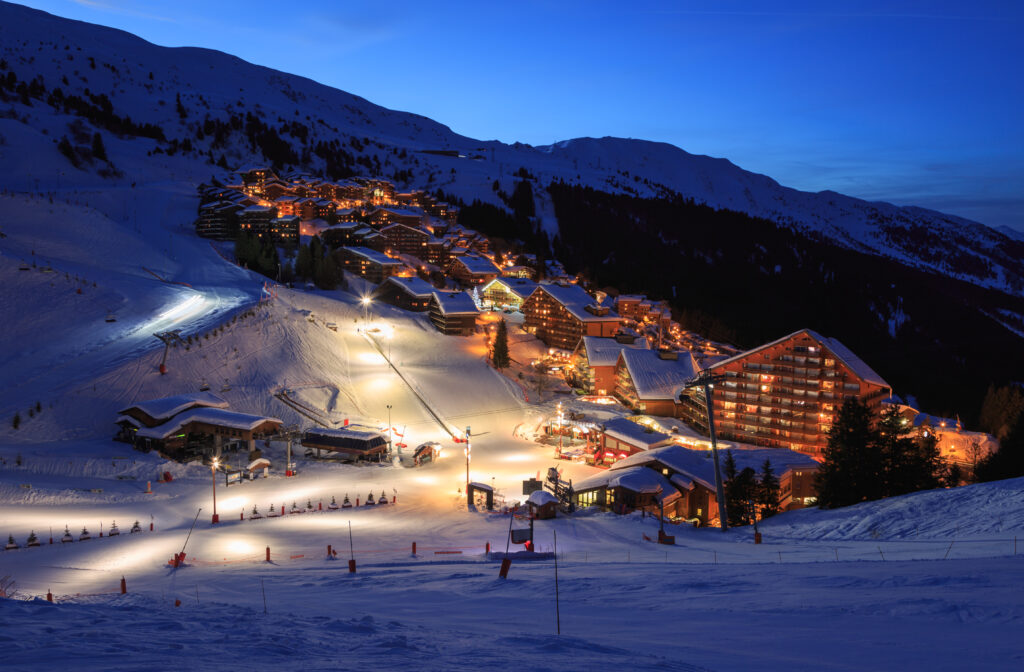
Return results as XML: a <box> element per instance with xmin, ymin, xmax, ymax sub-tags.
<box><xmin>0</xmin><ymin>1</ymin><xmax>1021</xmax><ymax>295</ymax></box>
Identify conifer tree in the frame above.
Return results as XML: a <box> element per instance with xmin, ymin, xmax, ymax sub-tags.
<box><xmin>91</xmin><ymin>132</ymin><xmax>107</xmax><ymax>161</ymax></box>
<box><xmin>492</xmin><ymin>318</ymin><xmax>510</xmax><ymax>369</ymax></box>
<box><xmin>758</xmin><ymin>459</ymin><xmax>780</xmax><ymax>518</ymax></box>
<box><xmin>975</xmin><ymin>414</ymin><xmax>1024</xmax><ymax>481</ymax></box>
<box><xmin>815</xmin><ymin>399</ymin><xmax>879</xmax><ymax>509</ymax></box>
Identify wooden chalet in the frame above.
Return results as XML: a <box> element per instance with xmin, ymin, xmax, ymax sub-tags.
<box><xmin>576</xmin><ymin>443</ymin><xmax>820</xmax><ymax>523</ymax></box>
<box><xmin>449</xmin><ymin>254</ymin><xmax>501</xmax><ymax>287</ymax></box>
<box><xmin>335</xmin><ymin>246</ymin><xmax>405</xmax><ymax>283</ymax></box>
<box><xmin>429</xmin><ymin>291</ymin><xmax>480</xmax><ymax>336</ymax></box>
<box><xmin>270</xmin><ymin>216</ymin><xmax>300</xmax><ymax>247</ymax></box>
<box><xmin>480</xmin><ymin>277</ymin><xmax>538</xmax><ymax>311</ymax></box>
<box><xmin>521</xmin><ymin>285</ymin><xmax>620</xmax><ymax>350</ymax></box>
<box><xmin>302</xmin><ymin>428</ymin><xmax>388</xmax><ymax>461</ymax></box>
<box><xmin>614</xmin><ymin>348</ymin><xmax>698</xmax><ymax>416</ymax></box>
<box><xmin>380</xmin><ymin>222</ymin><xmax>430</xmax><ymax>258</ymax></box>
<box><xmin>116</xmin><ymin>393</ymin><xmax>281</xmax><ymax>462</ymax></box>
<box><xmin>678</xmin><ymin>329</ymin><xmax>892</xmax><ymax>458</ymax></box>
<box><xmin>595</xmin><ymin>416</ymin><xmax>676</xmax><ymax>467</ymax></box>
<box><xmin>570</xmin><ymin>336</ymin><xmax>649</xmax><ymax>395</ymax></box>
<box><xmin>373</xmin><ymin>275</ymin><xmax>436</xmax><ymax>312</ymax></box>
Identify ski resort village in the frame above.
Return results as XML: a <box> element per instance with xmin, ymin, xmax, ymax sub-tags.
<box><xmin>1</xmin><ymin>2</ymin><xmax>1024</xmax><ymax>671</ymax></box>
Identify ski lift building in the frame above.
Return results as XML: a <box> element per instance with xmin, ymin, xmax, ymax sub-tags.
<box><xmin>301</xmin><ymin>427</ymin><xmax>389</xmax><ymax>460</ymax></box>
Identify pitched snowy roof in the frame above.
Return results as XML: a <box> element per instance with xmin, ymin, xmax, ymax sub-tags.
<box><xmin>618</xmin><ymin>349</ymin><xmax>698</xmax><ymax>400</ymax></box>
<box><xmin>580</xmin><ymin>336</ymin><xmax>649</xmax><ymax>367</ymax></box>
<box><xmin>136</xmin><ymin>408</ymin><xmax>281</xmax><ymax>440</ymax></box>
<box><xmin>118</xmin><ymin>392</ymin><xmax>229</xmax><ymax>422</ymax></box>
<box><xmin>372</xmin><ymin>206</ymin><xmax>425</xmax><ymax>218</ymax></box>
<box><xmin>380</xmin><ymin>275</ymin><xmax>436</xmax><ymax>297</ymax></box>
<box><xmin>611</xmin><ymin>445</ymin><xmax>820</xmax><ymax>492</ymax></box>
<box><xmin>709</xmin><ymin>329</ymin><xmax>890</xmax><ymax>389</ymax></box>
<box><xmin>305</xmin><ymin>427</ymin><xmax>385</xmax><ymax>441</ymax></box>
<box><xmin>482</xmin><ymin>277</ymin><xmax>539</xmax><ymax>300</ymax></box>
<box><xmin>455</xmin><ymin>255</ymin><xmax>501</xmax><ymax>275</ymax></box>
<box><xmin>343</xmin><ymin>246</ymin><xmax>403</xmax><ymax>266</ymax></box>
<box><xmin>601</xmin><ymin>417</ymin><xmax>674</xmax><ymax>449</ymax></box>
<box><xmin>819</xmin><ymin>335</ymin><xmax>890</xmax><ymax>389</ymax></box>
<box><xmin>537</xmin><ymin>284</ymin><xmax>619</xmax><ymax>323</ymax></box>
<box><xmin>432</xmin><ymin>291</ymin><xmax>480</xmax><ymax>315</ymax></box>
<box><xmin>528</xmin><ymin>490</ymin><xmax>559</xmax><ymax>506</ymax></box>
<box><xmin>574</xmin><ymin>466</ymin><xmax>675</xmax><ymax>496</ymax></box>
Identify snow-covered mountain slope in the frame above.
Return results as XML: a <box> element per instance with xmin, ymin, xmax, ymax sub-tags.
<box><xmin>0</xmin><ymin>1</ymin><xmax>1021</xmax><ymax>295</ymax></box>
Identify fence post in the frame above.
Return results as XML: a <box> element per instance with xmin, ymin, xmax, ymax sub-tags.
<box><xmin>266</xmin><ymin>546</ymin><xmax>271</xmax><ymax>562</ymax></box>
<box><xmin>485</xmin><ymin>541</ymin><xmax>490</xmax><ymax>554</ymax></box>
<box><xmin>46</xmin><ymin>590</ymin><xmax>53</xmax><ymax>603</ymax></box>
<box><xmin>348</xmin><ymin>559</ymin><xmax>356</xmax><ymax>573</ymax></box>
<box><xmin>327</xmin><ymin>544</ymin><xmax>332</xmax><ymax>558</ymax></box>
<box><xmin>120</xmin><ymin>576</ymin><xmax>127</xmax><ymax>594</ymax></box>
<box><xmin>412</xmin><ymin>541</ymin><xmax>417</xmax><ymax>556</ymax></box>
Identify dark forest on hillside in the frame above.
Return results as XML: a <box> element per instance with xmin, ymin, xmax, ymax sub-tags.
<box><xmin>547</xmin><ymin>182</ymin><xmax>1024</xmax><ymax>426</ymax></box>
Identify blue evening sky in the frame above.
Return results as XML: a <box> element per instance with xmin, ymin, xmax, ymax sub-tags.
<box><xmin>16</xmin><ymin>0</ymin><xmax>1024</xmax><ymax>231</ymax></box>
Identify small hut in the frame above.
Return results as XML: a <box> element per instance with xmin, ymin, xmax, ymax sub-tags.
<box><xmin>527</xmin><ymin>489</ymin><xmax>559</xmax><ymax>519</ymax></box>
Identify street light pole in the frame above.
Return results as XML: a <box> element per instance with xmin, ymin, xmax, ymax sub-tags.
<box><xmin>211</xmin><ymin>458</ymin><xmax>219</xmax><ymax>524</ymax></box>
<box><xmin>683</xmin><ymin>371</ymin><xmax>728</xmax><ymax>531</ymax></box>
<box><xmin>361</xmin><ymin>296</ymin><xmax>371</xmax><ymax>330</ymax></box>
<box><xmin>386</xmin><ymin>404</ymin><xmax>393</xmax><ymax>454</ymax></box>
<box><xmin>465</xmin><ymin>426</ymin><xmax>471</xmax><ymax>496</ymax></box>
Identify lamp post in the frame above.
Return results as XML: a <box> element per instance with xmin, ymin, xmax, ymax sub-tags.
<box><xmin>210</xmin><ymin>458</ymin><xmax>219</xmax><ymax>524</ymax></box>
<box><xmin>464</xmin><ymin>426</ymin><xmax>471</xmax><ymax>496</ymax></box>
<box><xmin>683</xmin><ymin>371</ymin><xmax>728</xmax><ymax>531</ymax></box>
<box><xmin>386</xmin><ymin>404</ymin><xmax>393</xmax><ymax>454</ymax></box>
<box><xmin>556</xmin><ymin>402</ymin><xmax>564</xmax><ymax>455</ymax></box>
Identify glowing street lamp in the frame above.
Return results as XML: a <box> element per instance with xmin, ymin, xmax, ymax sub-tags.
<box><xmin>210</xmin><ymin>458</ymin><xmax>220</xmax><ymax>524</ymax></box>
<box><xmin>361</xmin><ymin>296</ymin><xmax>372</xmax><ymax>328</ymax></box>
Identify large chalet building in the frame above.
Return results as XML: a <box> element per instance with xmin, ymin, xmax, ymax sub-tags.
<box><xmin>521</xmin><ymin>285</ymin><xmax>620</xmax><ymax>351</ymax></box>
<box><xmin>574</xmin><ymin>442</ymin><xmax>820</xmax><ymax>523</ymax></box>
<box><xmin>678</xmin><ymin>329</ymin><xmax>892</xmax><ymax>458</ymax></box>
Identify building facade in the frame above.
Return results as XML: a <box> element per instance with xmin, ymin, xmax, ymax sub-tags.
<box><xmin>521</xmin><ymin>285</ymin><xmax>620</xmax><ymax>351</ymax></box>
<box><xmin>678</xmin><ymin>329</ymin><xmax>892</xmax><ymax>457</ymax></box>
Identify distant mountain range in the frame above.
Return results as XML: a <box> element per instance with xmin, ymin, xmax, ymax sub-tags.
<box><xmin>1</xmin><ymin>0</ymin><xmax>1021</xmax><ymax>297</ymax></box>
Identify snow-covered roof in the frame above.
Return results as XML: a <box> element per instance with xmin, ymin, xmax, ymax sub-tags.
<box><xmin>618</xmin><ymin>349</ymin><xmax>698</xmax><ymax>400</ymax></box>
<box><xmin>537</xmin><ymin>285</ymin><xmax>619</xmax><ymax>323</ymax></box>
<box><xmin>469</xmin><ymin>481</ymin><xmax>494</xmax><ymax>492</ymax></box>
<box><xmin>528</xmin><ymin>490</ymin><xmax>559</xmax><ymax>506</ymax></box>
<box><xmin>455</xmin><ymin>255</ymin><xmax>501</xmax><ymax>275</ymax></box>
<box><xmin>343</xmin><ymin>246</ymin><xmax>403</xmax><ymax>266</ymax></box>
<box><xmin>432</xmin><ymin>291</ymin><xmax>480</xmax><ymax>315</ymax></box>
<box><xmin>136</xmin><ymin>408</ymin><xmax>282</xmax><ymax>440</ymax></box>
<box><xmin>574</xmin><ymin>466</ymin><xmax>675</xmax><ymax>496</ymax></box>
<box><xmin>482</xmin><ymin>277</ymin><xmax>539</xmax><ymax>300</ymax></box>
<box><xmin>601</xmin><ymin>417</ymin><xmax>674</xmax><ymax>449</ymax></box>
<box><xmin>912</xmin><ymin>413</ymin><xmax>960</xmax><ymax>430</ymax></box>
<box><xmin>380</xmin><ymin>275</ymin><xmax>436</xmax><ymax>297</ymax></box>
<box><xmin>118</xmin><ymin>392</ymin><xmax>229</xmax><ymax>422</ymax></box>
<box><xmin>305</xmin><ymin>427</ymin><xmax>385</xmax><ymax>441</ymax></box>
<box><xmin>372</xmin><ymin>206</ymin><xmax>425</xmax><ymax>218</ymax></box>
<box><xmin>611</xmin><ymin>445</ymin><xmax>820</xmax><ymax>492</ymax></box>
<box><xmin>579</xmin><ymin>336</ymin><xmax>649</xmax><ymax>367</ymax></box>
<box><xmin>709</xmin><ymin>329</ymin><xmax>890</xmax><ymax>390</ymax></box>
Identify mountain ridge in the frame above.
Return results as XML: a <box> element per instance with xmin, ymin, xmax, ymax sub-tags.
<box><xmin>0</xmin><ymin>0</ymin><xmax>1021</xmax><ymax>297</ymax></box>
